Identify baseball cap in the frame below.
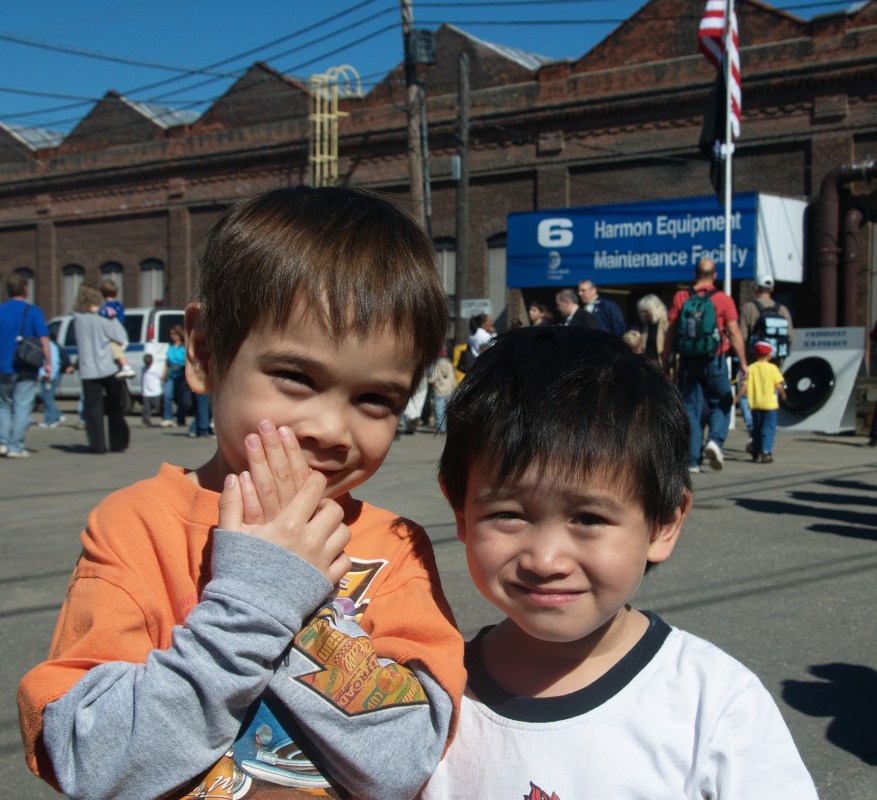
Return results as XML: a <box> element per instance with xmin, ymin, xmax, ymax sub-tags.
<box><xmin>757</xmin><ymin>276</ymin><xmax>775</xmax><ymax>290</ymax></box>
<box><xmin>753</xmin><ymin>340</ymin><xmax>775</xmax><ymax>357</ymax></box>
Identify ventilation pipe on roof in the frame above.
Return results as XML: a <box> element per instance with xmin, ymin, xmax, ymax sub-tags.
<box><xmin>818</xmin><ymin>161</ymin><xmax>877</xmax><ymax>327</ymax></box>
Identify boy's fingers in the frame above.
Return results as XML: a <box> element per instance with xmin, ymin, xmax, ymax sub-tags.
<box><xmin>245</xmin><ymin>432</ymin><xmax>280</xmax><ymax>520</ymax></box>
<box><xmin>217</xmin><ymin>474</ymin><xmax>243</xmax><ymax>531</ymax></box>
<box><xmin>278</xmin><ymin>425</ymin><xmax>311</xmax><ymax>494</ymax></box>
<box><xmin>327</xmin><ymin>551</ymin><xmax>353</xmax><ymax>587</ymax></box>
<box><xmin>239</xmin><ymin>471</ymin><xmax>265</xmax><ymax>526</ymax></box>
<box><xmin>257</xmin><ymin>421</ymin><xmax>298</xmax><ymax>507</ymax></box>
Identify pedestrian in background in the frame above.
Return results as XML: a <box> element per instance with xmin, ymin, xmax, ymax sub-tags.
<box><xmin>160</xmin><ymin>325</ymin><xmax>187</xmax><ymax>428</ymax></box>
<box><xmin>636</xmin><ymin>293</ymin><xmax>669</xmax><ymax>367</ymax></box>
<box><xmin>38</xmin><ymin>332</ymin><xmax>71</xmax><ymax>428</ymax></box>
<box><xmin>140</xmin><ymin>353</ymin><xmax>163</xmax><ymax>427</ymax></box>
<box><xmin>73</xmin><ymin>284</ymin><xmax>129</xmax><ymax>454</ymax></box>
<box><xmin>0</xmin><ymin>273</ymin><xmax>51</xmax><ymax>458</ymax></box>
<box><xmin>428</xmin><ymin>344</ymin><xmax>457</xmax><ymax>434</ymax></box>
<box><xmin>737</xmin><ymin>340</ymin><xmax>787</xmax><ymax>464</ymax></box>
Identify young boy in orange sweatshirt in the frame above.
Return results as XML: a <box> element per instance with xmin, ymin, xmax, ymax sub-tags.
<box><xmin>18</xmin><ymin>186</ymin><xmax>465</xmax><ymax>800</ymax></box>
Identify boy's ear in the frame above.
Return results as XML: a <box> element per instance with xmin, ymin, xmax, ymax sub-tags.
<box><xmin>452</xmin><ymin>507</ymin><xmax>468</xmax><ymax>544</ymax></box>
<box><xmin>647</xmin><ymin>489</ymin><xmax>692</xmax><ymax>564</ymax></box>
<box><xmin>438</xmin><ymin>477</ymin><xmax>469</xmax><ymax>544</ymax></box>
<box><xmin>184</xmin><ymin>302</ymin><xmax>214</xmax><ymax>394</ymax></box>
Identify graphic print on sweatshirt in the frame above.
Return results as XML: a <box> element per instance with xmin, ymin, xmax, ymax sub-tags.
<box><xmin>179</xmin><ymin>558</ymin><xmax>429</xmax><ymax>799</ymax></box>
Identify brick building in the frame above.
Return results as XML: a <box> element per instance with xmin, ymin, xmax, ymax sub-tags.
<box><xmin>1</xmin><ymin>0</ymin><xmax>875</xmax><ymax>344</ymax></box>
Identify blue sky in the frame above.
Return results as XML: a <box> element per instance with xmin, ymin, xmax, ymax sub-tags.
<box><xmin>0</xmin><ymin>0</ymin><xmax>855</xmax><ymax>133</ymax></box>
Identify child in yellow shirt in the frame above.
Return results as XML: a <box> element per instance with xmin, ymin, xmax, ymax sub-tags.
<box><xmin>738</xmin><ymin>340</ymin><xmax>787</xmax><ymax>463</ymax></box>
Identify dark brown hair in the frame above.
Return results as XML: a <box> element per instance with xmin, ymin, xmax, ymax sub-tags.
<box><xmin>196</xmin><ymin>186</ymin><xmax>449</xmax><ymax>387</ymax></box>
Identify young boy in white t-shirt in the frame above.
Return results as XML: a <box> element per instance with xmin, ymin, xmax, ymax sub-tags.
<box><xmin>140</xmin><ymin>352</ymin><xmax>164</xmax><ymax>426</ymax></box>
<box><xmin>420</xmin><ymin>325</ymin><xmax>817</xmax><ymax>800</ymax></box>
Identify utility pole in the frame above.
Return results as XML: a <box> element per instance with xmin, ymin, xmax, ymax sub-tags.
<box><xmin>400</xmin><ymin>0</ymin><xmax>425</xmax><ymax>228</ymax></box>
<box><xmin>455</xmin><ymin>53</ymin><xmax>470</xmax><ymax>345</ymax></box>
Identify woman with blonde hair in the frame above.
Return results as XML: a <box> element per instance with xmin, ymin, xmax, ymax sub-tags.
<box><xmin>636</xmin><ymin>293</ymin><xmax>668</xmax><ymax>366</ymax></box>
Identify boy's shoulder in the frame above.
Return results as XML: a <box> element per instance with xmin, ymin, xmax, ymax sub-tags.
<box><xmin>86</xmin><ymin>464</ymin><xmax>216</xmax><ymax>548</ymax></box>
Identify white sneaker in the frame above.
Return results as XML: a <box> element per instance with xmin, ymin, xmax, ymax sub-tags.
<box><xmin>159</xmin><ymin>419</ymin><xmax>175</xmax><ymax>428</ymax></box>
<box><xmin>0</xmin><ymin>444</ymin><xmax>7</xmax><ymax>456</ymax></box>
<box><xmin>688</xmin><ymin>465</ymin><xmax>701</xmax><ymax>474</ymax></box>
<box><xmin>6</xmin><ymin>449</ymin><xmax>30</xmax><ymax>458</ymax></box>
<box><xmin>704</xmin><ymin>440</ymin><xmax>724</xmax><ymax>470</ymax></box>
<box><xmin>116</xmin><ymin>366</ymin><xmax>136</xmax><ymax>379</ymax></box>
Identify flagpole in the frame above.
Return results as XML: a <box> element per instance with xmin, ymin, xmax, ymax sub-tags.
<box><xmin>723</xmin><ymin>0</ymin><xmax>733</xmax><ymax>298</ymax></box>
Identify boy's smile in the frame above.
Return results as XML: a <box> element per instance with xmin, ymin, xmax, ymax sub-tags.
<box><xmin>455</xmin><ymin>463</ymin><xmax>683</xmax><ymax>661</ymax></box>
<box><xmin>189</xmin><ymin>303</ymin><xmax>416</xmax><ymax>500</ymax></box>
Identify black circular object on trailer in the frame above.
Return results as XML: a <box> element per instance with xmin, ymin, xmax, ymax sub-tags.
<box><xmin>779</xmin><ymin>357</ymin><xmax>835</xmax><ymax>416</ymax></box>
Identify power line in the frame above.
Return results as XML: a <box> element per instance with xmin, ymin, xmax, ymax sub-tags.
<box><xmin>0</xmin><ymin>34</ymin><xmax>236</xmax><ymax>78</ymax></box>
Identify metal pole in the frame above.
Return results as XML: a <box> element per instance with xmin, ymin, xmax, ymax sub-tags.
<box><xmin>455</xmin><ymin>53</ymin><xmax>470</xmax><ymax>346</ymax></box>
<box><xmin>400</xmin><ymin>0</ymin><xmax>426</xmax><ymax>228</ymax></box>
<box><xmin>723</xmin><ymin>0</ymin><xmax>733</xmax><ymax>299</ymax></box>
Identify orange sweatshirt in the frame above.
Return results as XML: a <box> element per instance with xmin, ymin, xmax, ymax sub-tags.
<box><xmin>18</xmin><ymin>463</ymin><xmax>464</xmax><ymax>799</ymax></box>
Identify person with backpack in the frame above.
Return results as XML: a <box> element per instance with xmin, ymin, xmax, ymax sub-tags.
<box><xmin>739</xmin><ymin>277</ymin><xmax>793</xmax><ymax>363</ymax></box>
<box><xmin>662</xmin><ymin>257</ymin><xmax>749</xmax><ymax>473</ymax></box>
<box><xmin>738</xmin><ymin>277</ymin><xmax>793</xmax><ymax>447</ymax></box>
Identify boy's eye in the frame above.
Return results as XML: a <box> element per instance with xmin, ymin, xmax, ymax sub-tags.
<box><xmin>276</xmin><ymin>370</ymin><xmax>314</xmax><ymax>388</ymax></box>
<box><xmin>573</xmin><ymin>513</ymin><xmax>606</xmax><ymax>527</ymax></box>
<box><xmin>359</xmin><ymin>393</ymin><xmax>403</xmax><ymax>416</ymax></box>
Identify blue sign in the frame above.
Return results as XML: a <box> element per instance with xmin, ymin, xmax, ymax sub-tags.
<box><xmin>507</xmin><ymin>193</ymin><xmax>759</xmax><ymax>287</ymax></box>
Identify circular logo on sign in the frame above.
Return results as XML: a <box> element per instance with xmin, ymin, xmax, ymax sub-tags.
<box><xmin>548</xmin><ymin>251</ymin><xmax>561</xmax><ymax>270</ymax></box>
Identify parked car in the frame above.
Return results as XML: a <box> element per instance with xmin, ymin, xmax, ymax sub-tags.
<box><xmin>48</xmin><ymin>307</ymin><xmax>186</xmax><ymax>411</ymax></box>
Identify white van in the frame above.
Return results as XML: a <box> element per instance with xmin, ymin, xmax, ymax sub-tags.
<box><xmin>48</xmin><ymin>307</ymin><xmax>185</xmax><ymax>410</ymax></box>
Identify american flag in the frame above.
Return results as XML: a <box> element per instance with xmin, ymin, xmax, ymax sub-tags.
<box><xmin>698</xmin><ymin>0</ymin><xmax>741</xmax><ymax>139</ymax></box>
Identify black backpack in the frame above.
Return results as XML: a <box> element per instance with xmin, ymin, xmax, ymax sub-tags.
<box><xmin>748</xmin><ymin>300</ymin><xmax>790</xmax><ymax>359</ymax></box>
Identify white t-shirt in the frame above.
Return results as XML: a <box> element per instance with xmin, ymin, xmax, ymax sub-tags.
<box><xmin>141</xmin><ymin>363</ymin><xmax>164</xmax><ymax>397</ymax></box>
<box><xmin>467</xmin><ymin>327</ymin><xmax>494</xmax><ymax>358</ymax></box>
<box><xmin>420</xmin><ymin>613</ymin><xmax>817</xmax><ymax>800</ymax></box>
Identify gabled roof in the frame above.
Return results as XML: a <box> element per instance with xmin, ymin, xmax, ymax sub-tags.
<box><xmin>195</xmin><ymin>62</ymin><xmax>311</xmax><ymax>130</ymax></box>
<box><xmin>0</xmin><ymin>122</ymin><xmax>64</xmax><ymax>151</ymax></box>
<box><xmin>443</xmin><ymin>24</ymin><xmax>557</xmax><ymax>71</ymax></box>
<box><xmin>59</xmin><ymin>90</ymin><xmax>197</xmax><ymax>153</ymax></box>
<box><xmin>120</xmin><ymin>97</ymin><xmax>199</xmax><ymax>129</ymax></box>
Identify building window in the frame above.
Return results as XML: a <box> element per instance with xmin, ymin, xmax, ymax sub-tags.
<box><xmin>62</xmin><ymin>264</ymin><xmax>85</xmax><ymax>312</ymax></box>
<box><xmin>15</xmin><ymin>268</ymin><xmax>35</xmax><ymax>303</ymax></box>
<box><xmin>487</xmin><ymin>233</ymin><xmax>507</xmax><ymax>330</ymax></box>
<box><xmin>434</xmin><ymin>238</ymin><xmax>456</xmax><ymax>301</ymax></box>
<box><xmin>140</xmin><ymin>259</ymin><xmax>165</xmax><ymax>307</ymax></box>
<box><xmin>100</xmin><ymin>262</ymin><xmax>124</xmax><ymax>302</ymax></box>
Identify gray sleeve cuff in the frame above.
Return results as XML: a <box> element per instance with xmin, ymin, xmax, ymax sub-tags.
<box><xmin>208</xmin><ymin>528</ymin><xmax>334</xmax><ymax>632</ymax></box>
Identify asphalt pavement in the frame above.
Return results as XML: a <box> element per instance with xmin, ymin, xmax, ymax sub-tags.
<box><xmin>2</xmin><ymin>404</ymin><xmax>875</xmax><ymax>798</ymax></box>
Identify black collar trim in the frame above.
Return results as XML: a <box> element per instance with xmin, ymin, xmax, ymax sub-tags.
<box><xmin>464</xmin><ymin>611</ymin><xmax>671</xmax><ymax>723</ymax></box>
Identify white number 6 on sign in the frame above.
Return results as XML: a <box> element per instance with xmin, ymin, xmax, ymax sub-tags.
<box><xmin>537</xmin><ymin>218</ymin><xmax>574</xmax><ymax>248</ymax></box>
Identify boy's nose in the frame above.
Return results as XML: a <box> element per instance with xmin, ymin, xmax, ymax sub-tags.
<box><xmin>517</xmin><ymin>534</ymin><xmax>574</xmax><ymax>578</ymax></box>
<box><xmin>294</xmin><ymin>402</ymin><xmax>353</xmax><ymax>453</ymax></box>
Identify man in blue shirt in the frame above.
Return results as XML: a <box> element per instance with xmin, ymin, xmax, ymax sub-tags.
<box><xmin>578</xmin><ymin>279</ymin><xmax>627</xmax><ymax>337</ymax></box>
<box><xmin>0</xmin><ymin>274</ymin><xmax>51</xmax><ymax>458</ymax></box>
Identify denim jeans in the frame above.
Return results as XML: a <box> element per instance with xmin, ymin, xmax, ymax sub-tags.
<box><xmin>188</xmin><ymin>393</ymin><xmax>212</xmax><ymax>436</ymax></box>
<box><xmin>738</xmin><ymin>393</ymin><xmax>753</xmax><ymax>430</ymax></box>
<box><xmin>432</xmin><ymin>393</ymin><xmax>449</xmax><ymax>433</ymax></box>
<box><xmin>752</xmin><ymin>409</ymin><xmax>778</xmax><ymax>455</ymax></box>
<box><xmin>0</xmin><ymin>372</ymin><xmax>38</xmax><ymax>453</ymax></box>
<box><xmin>680</xmin><ymin>355</ymin><xmax>733</xmax><ymax>467</ymax></box>
<box><xmin>39</xmin><ymin>374</ymin><xmax>63</xmax><ymax>425</ymax></box>
<box><xmin>163</xmin><ymin>372</ymin><xmax>188</xmax><ymax>425</ymax></box>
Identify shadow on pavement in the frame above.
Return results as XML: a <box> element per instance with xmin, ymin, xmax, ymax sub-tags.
<box><xmin>783</xmin><ymin>663</ymin><xmax>877</xmax><ymax>765</ymax></box>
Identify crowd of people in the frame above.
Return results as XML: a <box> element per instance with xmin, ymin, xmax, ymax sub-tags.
<box><xmin>0</xmin><ymin>277</ymin><xmax>211</xmax><ymax>458</ymax></box>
